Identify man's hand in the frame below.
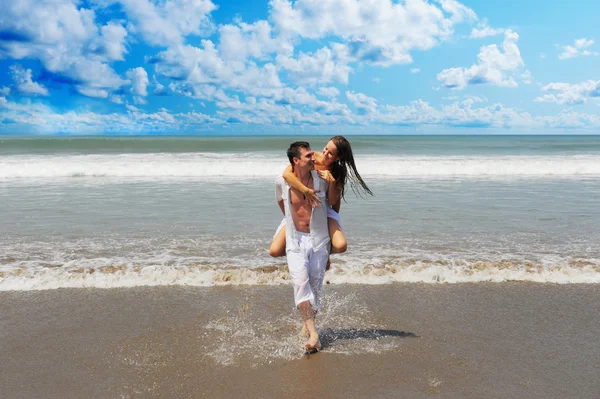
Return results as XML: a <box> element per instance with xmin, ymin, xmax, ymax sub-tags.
<box><xmin>303</xmin><ymin>188</ymin><xmax>322</xmax><ymax>208</ymax></box>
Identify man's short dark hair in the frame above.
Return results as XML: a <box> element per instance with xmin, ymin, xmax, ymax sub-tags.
<box><xmin>287</xmin><ymin>141</ymin><xmax>311</xmax><ymax>166</ymax></box>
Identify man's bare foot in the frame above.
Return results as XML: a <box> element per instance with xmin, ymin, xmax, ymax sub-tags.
<box><xmin>305</xmin><ymin>331</ymin><xmax>321</xmax><ymax>352</ymax></box>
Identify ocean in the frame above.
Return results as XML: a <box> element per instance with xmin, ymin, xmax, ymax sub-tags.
<box><xmin>2</xmin><ymin>135</ymin><xmax>600</xmax><ymax>290</ymax></box>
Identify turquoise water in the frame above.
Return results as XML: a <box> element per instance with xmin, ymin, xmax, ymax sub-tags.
<box><xmin>1</xmin><ymin>135</ymin><xmax>600</xmax><ymax>289</ymax></box>
<box><xmin>2</xmin><ymin>135</ymin><xmax>600</xmax><ymax>155</ymax></box>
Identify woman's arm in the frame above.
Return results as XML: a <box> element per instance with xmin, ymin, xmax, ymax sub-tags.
<box><xmin>313</xmin><ymin>151</ymin><xmax>324</xmax><ymax>164</ymax></box>
<box><xmin>328</xmin><ymin>180</ymin><xmax>342</xmax><ymax>210</ymax></box>
<box><xmin>317</xmin><ymin>170</ymin><xmax>340</xmax><ymax>208</ymax></box>
<box><xmin>282</xmin><ymin>165</ymin><xmax>322</xmax><ymax>208</ymax></box>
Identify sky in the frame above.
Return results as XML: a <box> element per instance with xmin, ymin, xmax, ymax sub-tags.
<box><xmin>0</xmin><ymin>0</ymin><xmax>599</xmax><ymax>135</ymax></box>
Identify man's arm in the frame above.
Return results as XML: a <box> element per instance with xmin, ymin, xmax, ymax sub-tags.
<box><xmin>275</xmin><ymin>177</ymin><xmax>286</xmax><ymax>215</ymax></box>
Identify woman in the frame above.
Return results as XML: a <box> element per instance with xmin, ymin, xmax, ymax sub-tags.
<box><xmin>269</xmin><ymin>136</ymin><xmax>373</xmax><ymax>257</ymax></box>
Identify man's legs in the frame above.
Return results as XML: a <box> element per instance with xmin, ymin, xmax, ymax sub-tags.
<box><xmin>298</xmin><ymin>300</ymin><xmax>318</xmax><ymax>347</ymax></box>
<box><xmin>286</xmin><ymin>233</ymin><xmax>325</xmax><ymax>350</ymax></box>
<box><xmin>303</xmin><ymin>242</ymin><xmax>329</xmax><ymax>349</ymax></box>
<box><xmin>307</xmin><ymin>243</ymin><xmax>329</xmax><ymax>310</ymax></box>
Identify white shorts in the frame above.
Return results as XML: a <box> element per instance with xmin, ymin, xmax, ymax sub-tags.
<box><xmin>273</xmin><ymin>207</ymin><xmax>342</xmax><ymax>238</ymax></box>
<box><xmin>327</xmin><ymin>207</ymin><xmax>342</xmax><ymax>229</ymax></box>
<box><xmin>286</xmin><ymin>232</ymin><xmax>330</xmax><ymax>311</ymax></box>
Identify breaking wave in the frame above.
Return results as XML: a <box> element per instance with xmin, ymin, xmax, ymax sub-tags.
<box><xmin>2</xmin><ymin>153</ymin><xmax>600</xmax><ymax>181</ymax></box>
<box><xmin>1</xmin><ymin>254</ymin><xmax>599</xmax><ymax>291</ymax></box>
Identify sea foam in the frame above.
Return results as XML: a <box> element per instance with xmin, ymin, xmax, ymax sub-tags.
<box><xmin>1</xmin><ymin>255</ymin><xmax>599</xmax><ymax>291</ymax></box>
<box><xmin>2</xmin><ymin>153</ymin><xmax>600</xmax><ymax>181</ymax></box>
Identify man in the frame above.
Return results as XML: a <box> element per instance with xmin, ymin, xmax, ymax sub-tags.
<box><xmin>275</xmin><ymin>141</ymin><xmax>330</xmax><ymax>352</ymax></box>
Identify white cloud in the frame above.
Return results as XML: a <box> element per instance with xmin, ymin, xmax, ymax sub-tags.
<box><xmin>9</xmin><ymin>65</ymin><xmax>49</xmax><ymax>96</ymax></box>
<box><xmin>3</xmin><ymin>93</ymin><xmax>600</xmax><ymax>132</ymax></box>
<box><xmin>558</xmin><ymin>38</ymin><xmax>598</xmax><ymax>60</ymax></box>
<box><xmin>0</xmin><ymin>0</ymin><xmax>128</xmax><ymax>97</ymax></box>
<box><xmin>541</xmin><ymin>110</ymin><xmax>600</xmax><ymax>128</ymax></box>
<box><xmin>6</xmin><ymin>0</ymin><xmax>600</xmax><ymax>134</ymax></box>
<box><xmin>269</xmin><ymin>0</ymin><xmax>475</xmax><ymax>66</ymax></box>
<box><xmin>461</xmin><ymin>95</ymin><xmax>486</xmax><ymax>106</ymax></box>
<box><xmin>133</xmin><ymin>96</ymin><xmax>147</xmax><ymax>105</ymax></box>
<box><xmin>376</xmin><ymin>98</ymin><xmax>539</xmax><ymax>129</ymax></box>
<box><xmin>126</xmin><ymin>104</ymin><xmax>141</xmax><ymax>112</ymax></box>
<box><xmin>521</xmin><ymin>70</ymin><xmax>533</xmax><ymax>85</ymax></box>
<box><xmin>534</xmin><ymin>80</ymin><xmax>600</xmax><ymax>105</ymax></box>
<box><xmin>66</xmin><ymin>60</ymin><xmax>127</xmax><ymax>97</ymax></box>
<box><xmin>154</xmin><ymin>82</ymin><xmax>167</xmax><ymax>96</ymax></box>
<box><xmin>469</xmin><ymin>19</ymin><xmax>504</xmax><ymax>39</ymax></box>
<box><xmin>181</xmin><ymin>111</ymin><xmax>218</xmax><ymax>123</ymax></box>
<box><xmin>435</xmin><ymin>0</ymin><xmax>477</xmax><ymax>23</ymax></box>
<box><xmin>0</xmin><ymin>99</ymin><xmax>197</xmax><ymax>133</ymax></box>
<box><xmin>152</xmin><ymin>76</ymin><xmax>168</xmax><ymax>96</ymax></box>
<box><xmin>318</xmin><ymin>87</ymin><xmax>340</xmax><ymax>98</ymax></box>
<box><xmin>126</xmin><ymin>67</ymin><xmax>149</xmax><ymax>97</ymax></box>
<box><xmin>346</xmin><ymin>91</ymin><xmax>377</xmax><ymax>115</ymax></box>
<box><xmin>0</xmin><ymin>1</ymin><xmax>97</xmax><ymax>50</ymax></box>
<box><xmin>214</xmin><ymin>94</ymin><xmax>352</xmax><ymax>125</ymax></box>
<box><xmin>276</xmin><ymin>46</ymin><xmax>351</xmax><ymax>85</ymax></box>
<box><xmin>92</xmin><ymin>22</ymin><xmax>129</xmax><ymax>61</ymax></box>
<box><xmin>152</xmin><ymin>41</ymin><xmax>284</xmax><ymax>100</ymax></box>
<box><xmin>378</xmin><ymin>99</ymin><xmax>441</xmax><ymax>125</ymax></box>
<box><xmin>212</xmin><ymin>86</ymin><xmax>352</xmax><ymax>125</ymax></box>
<box><xmin>437</xmin><ymin>30</ymin><xmax>524</xmax><ymax>90</ymax></box>
<box><xmin>218</xmin><ymin>20</ymin><xmax>292</xmax><ymax>61</ymax></box>
<box><xmin>77</xmin><ymin>87</ymin><xmax>110</xmax><ymax>99</ymax></box>
<box><xmin>110</xmin><ymin>95</ymin><xmax>124</xmax><ymax>104</ymax></box>
<box><xmin>118</xmin><ymin>0</ymin><xmax>217</xmax><ymax>46</ymax></box>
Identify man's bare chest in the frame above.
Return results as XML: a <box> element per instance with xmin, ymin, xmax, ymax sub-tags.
<box><xmin>289</xmin><ymin>188</ymin><xmax>309</xmax><ymax>210</ymax></box>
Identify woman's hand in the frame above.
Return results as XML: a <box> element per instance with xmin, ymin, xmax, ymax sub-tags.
<box><xmin>303</xmin><ymin>188</ymin><xmax>322</xmax><ymax>208</ymax></box>
<box><xmin>317</xmin><ymin>170</ymin><xmax>336</xmax><ymax>184</ymax></box>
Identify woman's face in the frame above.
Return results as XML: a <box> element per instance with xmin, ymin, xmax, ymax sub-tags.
<box><xmin>322</xmin><ymin>140</ymin><xmax>338</xmax><ymax>167</ymax></box>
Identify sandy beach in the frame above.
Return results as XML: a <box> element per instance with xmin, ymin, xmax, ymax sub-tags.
<box><xmin>1</xmin><ymin>283</ymin><xmax>598</xmax><ymax>398</ymax></box>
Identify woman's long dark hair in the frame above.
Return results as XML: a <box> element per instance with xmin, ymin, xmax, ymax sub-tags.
<box><xmin>329</xmin><ymin>135</ymin><xmax>373</xmax><ymax>201</ymax></box>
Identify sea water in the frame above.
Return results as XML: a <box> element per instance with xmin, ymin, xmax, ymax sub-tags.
<box><xmin>1</xmin><ymin>135</ymin><xmax>600</xmax><ymax>290</ymax></box>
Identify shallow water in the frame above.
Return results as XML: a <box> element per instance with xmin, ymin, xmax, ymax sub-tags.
<box><xmin>2</xmin><ymin>135</ymin><xmax>600</xmax><ymax>289</ymax></box>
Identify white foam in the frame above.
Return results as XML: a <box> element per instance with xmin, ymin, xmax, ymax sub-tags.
<box><xmin>1</xmin><ymin>255</ymin><xmax>599</xmax><ymax>291</ymax></box>
<box><xmin>201</xmin><ymin>291</ymin><xmax>403</xmax><ymax>366</ymax></box>
<box><xmin>2</xmin><ymin>153</ymin><xmax>600</xmax><ymax>182</ymax></box>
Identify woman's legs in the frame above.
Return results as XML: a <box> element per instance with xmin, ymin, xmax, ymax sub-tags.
<box><xmin>328</xmin><ymin>218</ymin><xmax>347</xmax><ymax>254</ymax></box>
<box><xmin>271</xmin><ymin>218</ymin><xmax>346</xmax><ymax>257</ymax></box>
<box><xmin>269</xmin><ymin>225</ymin><xmax>287</xmax><ymax>257</ymax></box>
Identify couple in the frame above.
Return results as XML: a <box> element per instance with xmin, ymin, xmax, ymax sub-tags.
<box><xmin>270</xmin><ymin>136</ymin><xmax>372</xmax><ymax>352</ymax></box>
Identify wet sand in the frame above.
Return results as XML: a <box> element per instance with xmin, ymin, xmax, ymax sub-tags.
<box><xmin>1</xmin><ymin>283</ymin><xmax>599</xmax><ymax>398</ymax></box>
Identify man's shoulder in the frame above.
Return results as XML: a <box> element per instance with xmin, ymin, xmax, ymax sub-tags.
<box><xmin>275</xmin><ymin>175</ymin><xmax>286</xmax><ymax>186</ymax></box>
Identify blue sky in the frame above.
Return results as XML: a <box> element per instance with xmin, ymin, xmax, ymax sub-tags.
<box><xmin>0</xmin><ymin>0</ymin><xmax>599</xmax><ymax>135</ymax></box>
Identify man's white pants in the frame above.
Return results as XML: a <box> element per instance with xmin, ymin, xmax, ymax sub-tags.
<box><xmin>286</xmin><ymin>232</ymin><xmax>330</xmax><ymax>311</ymax></box>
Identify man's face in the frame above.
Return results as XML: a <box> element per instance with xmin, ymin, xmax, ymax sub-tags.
<box><xmin>295</xmin><ymin>147</ymin><xmax>315</xmax><ymax>171</ymax></box>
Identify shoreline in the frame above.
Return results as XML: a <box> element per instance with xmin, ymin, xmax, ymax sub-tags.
<box><xmin>2</xmin><ymin>283</ymin><xmax>599</xmax><ymax>398</ymax></box>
